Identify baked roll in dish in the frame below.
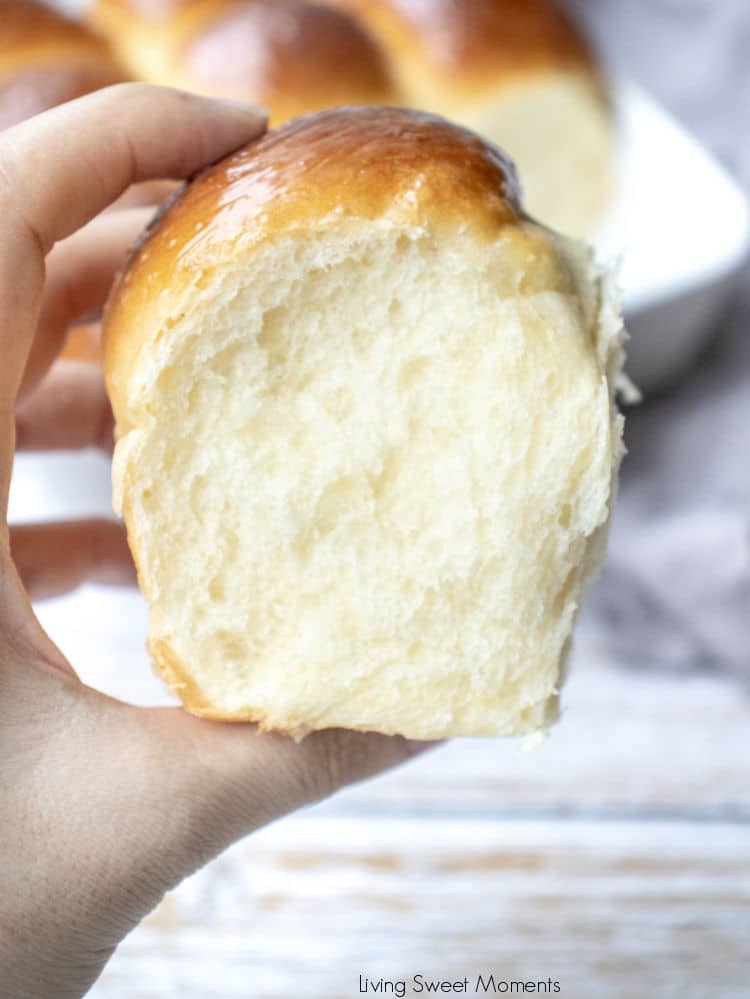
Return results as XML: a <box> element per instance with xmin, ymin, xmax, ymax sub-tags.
<box><xmin>0</xmin><ymin>0</ymin><xmax>123</xmax><ymax>130</ymax></box>
<box><xmin>328</xmin><ymin>0</ymin><xmax>613</xmax><ymax>237</ymax></box>
<box><xmin>104</xmin><ymin>107</ymin><xmax>624</xmax><ymax>739</ymax></box>
<box><xmin>90</xmin><ymin>0</ymin><xmax>396</xmax><ymax>122</ymax></box>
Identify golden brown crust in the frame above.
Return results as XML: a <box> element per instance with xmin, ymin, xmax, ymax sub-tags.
<box><xmin>119</xmin><ymin>103</ymin><xmax>520</xmax><ymax>263</ymax></box>
<box><xmin>183</xmin><ymin>1</ymin><xmax>395</xmax><ymax>122</ymax></box>
<box><xmin>327</xmin><ymin>0</ymin><xmax>600</xmax><ymax>105</ymax></box>
<box><xmin>0</xmin><ymin>0</ymin><xmax>124</xmax><ymax>126</ymax></box>
<box><xmin>104</xmin><ymin>106</ymin><xmax>521</xmax><ymax>424</ymax></box>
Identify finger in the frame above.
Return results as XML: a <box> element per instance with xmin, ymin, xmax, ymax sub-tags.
<box><xmin>22</xmin><ymin>209</ymin><xmax>151</xmax><ymax>395</ymax></box>
<box><xmin>15</xmin><ymin>363</ymin><xmax>113</xmax><ymax>452</ymax></box>
<box><xmin>0</xmin><ymin>83</ymin><xmax>265</xmax><ymax>255</ymax></box>
<box><xmin>10</xmin><ymin>520</ymin><xmax>136</xmax><ymax>600</ymax></box>
<box><xmin>0</xmin><ymin>83</ymin><xmax>266</xmax><ymax>411</ymax></box>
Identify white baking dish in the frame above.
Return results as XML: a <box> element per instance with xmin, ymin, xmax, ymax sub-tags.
<box><xmin>597</xmin><ymin>79</ymin><xmax>749</xmax><ymax>394</ymax></box>
<box><xmin>8</xmin><ymin>77</ymin><xmax>748</xmax><ymax>702</ymax></box>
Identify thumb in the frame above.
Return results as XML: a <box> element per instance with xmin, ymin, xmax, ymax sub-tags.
<box><xmin>129</xmin><ymin>703</ymin><xmax>433</xmax><ymax>875</ymax></box>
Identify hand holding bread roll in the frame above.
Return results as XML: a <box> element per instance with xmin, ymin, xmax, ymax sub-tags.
<box><xmin>104</xmin><ymin>106</ymin><xmax>624</xmax><ymax>740</ymax></box>
<box><xmin>2</xmin><ymin>86</ymin><xmax>435</xmax><ymax>999</ymax></box>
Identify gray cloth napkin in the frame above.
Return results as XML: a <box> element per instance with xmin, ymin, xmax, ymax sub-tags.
<box><xmin>581</xmin><ymin>286</ymin><xmax>750</xmax><ymax>675</ymax></box>
<box><xmin>572</xmin><ymin>0</ymin><xmax>750</xmax><ymax>675</ymax></box>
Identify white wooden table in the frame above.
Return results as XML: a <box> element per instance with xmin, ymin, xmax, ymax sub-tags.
<box><xmin>82</xmin><ymin>651</ymin><xmax>749</xmax><ymax>998</ymax></box>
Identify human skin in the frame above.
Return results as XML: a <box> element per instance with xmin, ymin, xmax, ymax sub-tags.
<box><xmin>0</xmin><ymin>84</ymin><xmax>430</xmax><ymax>999</ymax></box>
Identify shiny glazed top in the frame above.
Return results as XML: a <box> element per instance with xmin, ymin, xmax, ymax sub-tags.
<box><xmin>116</xmin><ymin>105</ymin><xmax>520</xmax><ymax>280</ymax></box>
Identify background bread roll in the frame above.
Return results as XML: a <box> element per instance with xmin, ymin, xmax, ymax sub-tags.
<box><xmin>90</xmin><ymin>0</ymin><xmax>396</xmax><ymax>122</ymax></box>
<box><xmin>104</xmin><ymin>107</ymin><xmax>624</xmax><ymax>740</ymax></box>
<box><xmin>328</xmin><ymin>0</ymin><xmax>613</xmax><ymax>237</ymax></box>
<box><xmin>0</xmin><ymin>0</ymin><xmax>124</xmax><ymax>129</ymax></box>
<box><xmin>89</xmin><ymin>0</ymin><xmax>230</xmax><ymax>84</ymax></box>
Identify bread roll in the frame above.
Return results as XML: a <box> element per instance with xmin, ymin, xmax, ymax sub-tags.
<box><xmin>327</xmin><ymin>0</ymin><xmax>613</xmax><ymax>237</ymax></box>
<box><xmin>88</xmin><ymin>0</ymin><xmax>235</xmax><ymax>84</ymax></box>
<box><xmin>104</xmin><ymin>107</ymin><xmax>624</xmax><ymax>739</ymax></box>
<box><xmin>90</xmin><ymin>0</ymin><xmax>396</xmax><ymax>122</ymax></box>
<box><xmin>0</xmin><ymin>0</ymin><xmax>123</xmax><ymax>129</ymax></box>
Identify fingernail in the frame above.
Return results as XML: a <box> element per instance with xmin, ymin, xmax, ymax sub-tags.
<box><xmin>214</xmin><ymin>98</ymin><xmax>269</xmax><ymax>121</ymax></box>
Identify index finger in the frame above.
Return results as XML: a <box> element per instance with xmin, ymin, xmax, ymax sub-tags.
<box><xmin>0</xmin><ymin>83</ymin><xmax>266</xmax><ymax>255</ymax></box>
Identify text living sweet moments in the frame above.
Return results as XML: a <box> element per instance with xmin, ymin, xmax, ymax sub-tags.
<box><xmin>359</xmin><ymin>975</ymin><xmax>562</xmax><ymax>996</ymax></box>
